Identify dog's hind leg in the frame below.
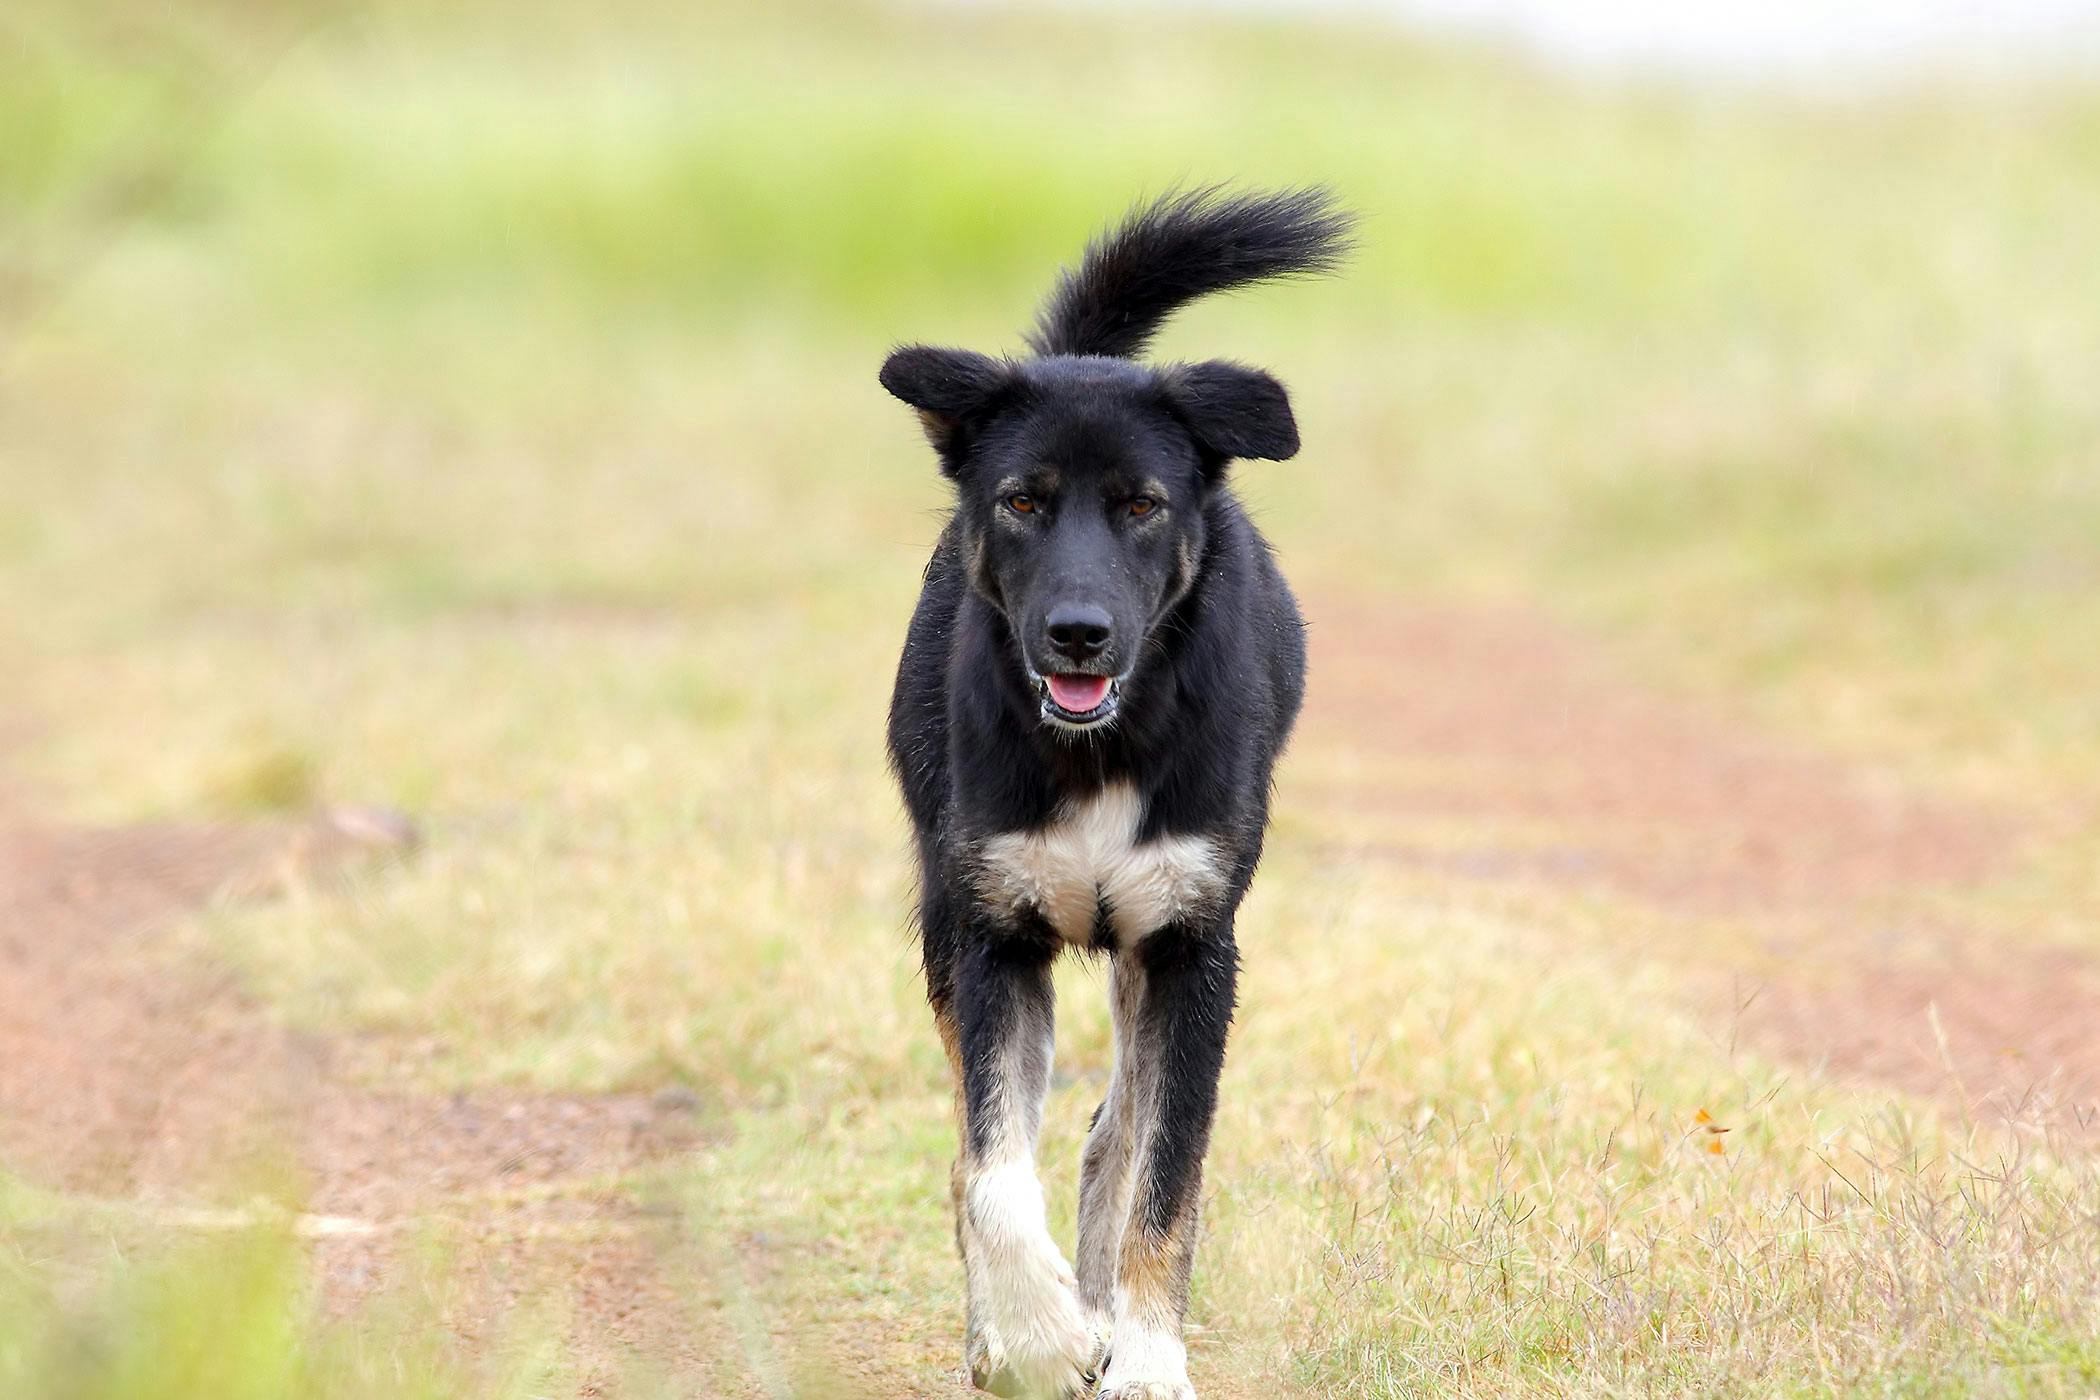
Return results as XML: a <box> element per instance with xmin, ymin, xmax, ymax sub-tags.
<box><xmin>1075</xmin><ymin>960</ymin><xmax>1147</xmax><ymax>1338</ymax></box>
<box><xmin>1094</xmin><ymin>925</ymin><xmax>1239</xmax><ymax>1400</ymax></box>
<box><xmin>953</xmin><ymin>935</ymin><xmax>1101</xmax><ymax>1398</ymax></box>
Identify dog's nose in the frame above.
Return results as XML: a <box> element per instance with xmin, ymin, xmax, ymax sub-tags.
<box><xmin>1045</xmin><ymin>604</ymin><xmax>1113</xmax><ymax>662</ymax></box>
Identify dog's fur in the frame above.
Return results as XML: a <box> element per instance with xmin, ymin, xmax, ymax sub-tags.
<box><xmin>882</xmin><ymin>188</ymin><xmax>1351</xmax><ymax>1400</ymax></box>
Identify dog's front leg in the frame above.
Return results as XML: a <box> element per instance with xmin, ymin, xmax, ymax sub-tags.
<box><xmin>955</xmin><ymin>935</ymin><xmax>1101</xmax><ymax>1398</ymax></box>
<box><xmin>1094</xmin><ymin>924</ymin><xmax>1238</xmax><ymax>1400</ymax></box>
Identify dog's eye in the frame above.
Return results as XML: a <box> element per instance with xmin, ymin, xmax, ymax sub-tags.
<box><xmin>1006</xmin><ymin>493</ymin><xmax>1036</xmax><ymax>515</ymax></box>
<box><xmin>1127</xmin><ymin>496</ymin><xmax>1157</xmax><ymax>518</ymax></box>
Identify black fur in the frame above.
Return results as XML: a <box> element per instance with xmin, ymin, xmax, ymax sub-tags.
<box><xmin>1027</xmin><ymin>185</ymin><xmax>1352</xmax><ymax>360</ymax></box>
<box><xmin>881</xmin><ymin>187</ymin><xmax>1349</xmax><ymax>1386</ymax></box>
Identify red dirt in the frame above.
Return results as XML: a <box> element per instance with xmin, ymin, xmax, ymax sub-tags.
<box><xmin>1304</xmin><ymin>596</ymin><xmax>2099</xmax><ymax>1127</ymax></box>
<box><xmin>0</xmin><ymin>801</ymin><xmax>728</xmax><ymax>1393</ymax></box>
<box><xmin>1305</xmin><ymin>600</ymin><xmax>2018</xmax><ymax>911</ymax></box>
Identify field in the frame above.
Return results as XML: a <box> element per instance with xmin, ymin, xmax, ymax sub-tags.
<box><xmin>6</xmin><ymin>1</ymin><xmax>2100</xmax><ymax>1395</ymax></box>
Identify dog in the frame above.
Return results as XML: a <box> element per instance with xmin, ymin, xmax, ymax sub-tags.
<box><xmin>881</xmin><ymin>187</ymin><xmax>1351</xmax><ymax>1400</ymax></box>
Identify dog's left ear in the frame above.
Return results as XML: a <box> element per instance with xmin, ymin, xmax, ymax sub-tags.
<box><xmin>1162</xmin><ymin>360</ymin><xmax>1300</xmax><ymax>467</ymax></box>
<box><xmin>879</xmin><ymin>345</ymin><xmax>1015</xmax><ymax>467</ymax></box>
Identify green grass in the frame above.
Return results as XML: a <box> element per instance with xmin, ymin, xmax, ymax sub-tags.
<box><xmin>0</xmin><ymin>1178</ymin><xmax>563</xmax><ymax>1400</ymax></box>
<box><xmin>9</xmin><ymin>0</ymin><xmax>2100</xmax><ymax>790</ymax></box>
<box><xmin>7</xmin><ymin>0</ymin><xmax>2100</xmax><ymax>1394</ymax></box>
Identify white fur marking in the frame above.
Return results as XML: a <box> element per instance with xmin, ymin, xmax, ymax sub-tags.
<box><xmin>965</xmin><ymin>1160</ymin><xmax>1096</xmax><ymax>1395</ymax></box>
<box><xmin>1097</xmin><ymin>1322</ymin><xmax>1192</xmax><ymax>1398</ymax></box>
<box><xmin>976</xmin><ymin>783</ymin><xmax>1224</xmax><ymax>945</ymax></box>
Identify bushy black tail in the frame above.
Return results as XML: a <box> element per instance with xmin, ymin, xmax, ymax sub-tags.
<box><xmin>1025</xmin><ymin>186</ymin><xmax>1354</xmax><ymax>361</ymax></box>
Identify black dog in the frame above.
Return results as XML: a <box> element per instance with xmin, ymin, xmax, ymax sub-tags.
<box><xmin>882</xmin><ymin>188</ymin><xmax>1351</xmax><ymax>1400</ymax></box>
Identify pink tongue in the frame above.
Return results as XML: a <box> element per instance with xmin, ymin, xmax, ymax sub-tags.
<box><xmin>1046</xmin><ymin>674</ymin><xmax>1111</xmax><ymax>713</ymax></box>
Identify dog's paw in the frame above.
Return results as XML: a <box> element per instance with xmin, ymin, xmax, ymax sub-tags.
<box><xmin>960</xmin><ymin>1163</ymin><xmax>1104</xmax><ymax>1397</ymax></box>
<box><xmin>966</xmin><ymin>1291</ymin><xmax>1100</xmax><ymax>1399</ymax></box>
<box><xmin>968</xmin><ymin>1345</ymin><xmax>1096</xmax><ymax>1399</ymax></box>
<box><xmin>1091</xmin><ymin>1325</ymin><xmax>1192</xmax><ymax>1400</ymax></box>
<box><xmin>1095</xmin><ymin>1385</ymin><xmax>1195</xmax><ymax>1400</ymax></box>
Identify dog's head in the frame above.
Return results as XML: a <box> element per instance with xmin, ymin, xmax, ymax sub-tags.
<box><xmin>880</xmin><ymin>347</ymin><xmax>1298</xmax><ymax>732</ymax></box>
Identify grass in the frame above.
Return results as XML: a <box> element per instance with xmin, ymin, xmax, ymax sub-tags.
<box><xmin>6</xmin><ymin>0</ymin><xmax>2100</xmax><ymax>1394</ymax></box>
<box><xmin>0</xmin><ymin>1175</ymin><xmax>563</xmax><ymax>1400</ymax></box>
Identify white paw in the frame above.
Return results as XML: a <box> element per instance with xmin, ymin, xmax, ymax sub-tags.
<box><xmin>1094</xmin><ymin>1325</ymin><xmax>1193</xmax><ymax>1400</ymax></box>
<box><xmin>968</xmin><ymin>1294</ymin><xmax>1100</xmax><ymax>1399</ymax></box>
<box><xmin>963</xmin><ymin>1165</ymin><xmax>1103</xmax><ymax>1398</ymax></box>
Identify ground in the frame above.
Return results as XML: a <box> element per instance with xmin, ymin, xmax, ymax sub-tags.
<box><xmin>1306</xmin><ymin>600</ymin><xmax>2100</xmax><ymax>1120</ymax></box>
<box><xmin>5</xmin><ymin>597</ymin><xmax>2098</xmax><ymax>1396</ymax></box>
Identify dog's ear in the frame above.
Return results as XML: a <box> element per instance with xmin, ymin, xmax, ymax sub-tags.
<box><xmin>1161</xmin><ymin>360</ymin><xmax>1299</xmax><ymax>467</ymax></box>
<box><xmin>879</xmin><ymin>346</ymin><xmax>1014</xmax><ymax>466</ymax></box>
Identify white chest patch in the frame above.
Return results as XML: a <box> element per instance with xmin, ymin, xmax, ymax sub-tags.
<box><xmin>974</xmin><ymin>783</ymin><xmax>1225</xmax><ymax>945</ymax></box>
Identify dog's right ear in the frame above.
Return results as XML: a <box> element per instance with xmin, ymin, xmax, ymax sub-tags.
<box><xmin>879</xmin><ymin>346</ymin><xmax>1014</xmax><ymax>468</ymax></box>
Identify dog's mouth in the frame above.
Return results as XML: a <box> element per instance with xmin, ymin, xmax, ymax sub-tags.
<box><xmin>1037</xmin><ymin>672</ymin><xmax>1120</xmax><ymax>728</ymax></box>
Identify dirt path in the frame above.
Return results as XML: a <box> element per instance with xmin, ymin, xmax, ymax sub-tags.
<box><xmin>5</xmin><ymin>593</ymin><xmax>2097</xmax><ymax>1396</ymax></box>
<box><xmin>0</xmin><ymin>799</ymin><xmax>728</xmax><ymax>1393</ymax></box>
<box><xmin>1304</xmin><ymin>597</ymin><xmax>2100</xmax><ymax>1128</ymax></box>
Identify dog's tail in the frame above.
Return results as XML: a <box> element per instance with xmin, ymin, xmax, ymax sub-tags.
<box><xmin>1025</xmin><ymin>186</ymin><xmax>1353</xmax><ymax>361</ymax></box>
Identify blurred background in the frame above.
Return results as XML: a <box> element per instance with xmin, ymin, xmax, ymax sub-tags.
<box><xmin>6</xmin><ymin>1</ymin><xmax>2100</xmax><ymax>1395</ymax></box>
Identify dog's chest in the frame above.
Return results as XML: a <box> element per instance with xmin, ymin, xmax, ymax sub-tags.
<box><xmin>973</xmin><ymin>782</ymin><xmax>1224</xmax><ymax>945</ymax></box>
